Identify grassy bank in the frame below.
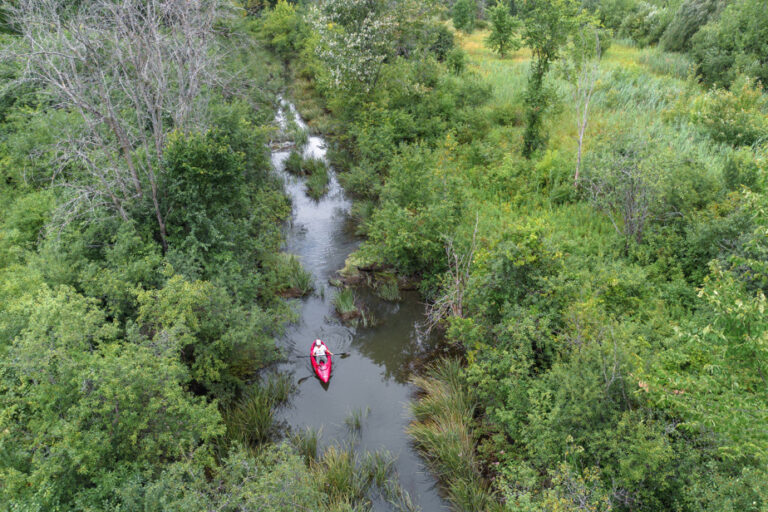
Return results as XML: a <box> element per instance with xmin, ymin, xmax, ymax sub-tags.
<box><xmin>409</xmin><ymin>359</ymin><xmax>500</xmax><ymax>511</ymax></box>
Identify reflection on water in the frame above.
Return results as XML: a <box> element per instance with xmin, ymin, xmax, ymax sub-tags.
<box><xmin>271</xmin><ymin>99</ymin><xmax>448</xmax><ymax>511</ymax></box>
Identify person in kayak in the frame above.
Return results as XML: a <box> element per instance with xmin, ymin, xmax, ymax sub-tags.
<box><xmin>312</xmin><ymin>339</ymin><xmax>333</xmax><ymax>365</ymax></box>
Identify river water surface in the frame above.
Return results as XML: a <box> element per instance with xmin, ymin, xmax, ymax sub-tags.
<box><xmin>271</xmin><ymin>100</ymin><xmax>448</xmax><ymax>511</ymax></box>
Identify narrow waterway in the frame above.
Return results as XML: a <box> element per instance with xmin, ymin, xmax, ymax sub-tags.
<box><xmin>271</xmin><ymin>100</ymin><xmax>449</xmax><ymax>511</ymax></box>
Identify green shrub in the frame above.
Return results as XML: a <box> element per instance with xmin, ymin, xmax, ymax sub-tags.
<box><xmin>688</xmin><ymin>76</ymin><xmax>768</xmax><ymax>147</ymax></box>
<box><xmin>690</xmin><ymin>0</ymin><xmax>768</xmax><ymax>87</ymax></box>
<box><xmin>660</xmin><ymin>0</ymin><xmax>720</xmax><ymax>52</ymax></box>
<box><xmin>452</xmin><ymin>0</ymin><xmax>477</xmax><ymax>33</ymax></box>
<box><xmin>259</xmin><ymin>0</ymin><xmax>302</xmax><ymax>60</ymax></box>
<box><xmin>429</xmin><ymin>24</ymin><xmax>455</xmax><ymax>62</ymax></box>
<box><xmin>723</xmin><ymin>147</ymin><xmax>763</xmax><ymax>191</ymax></box>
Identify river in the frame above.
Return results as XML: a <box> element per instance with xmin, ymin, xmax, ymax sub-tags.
<box><xmin>271</xmin><ymin>100</ymin><xmax>449</xmax><ymax>511</ymax></box>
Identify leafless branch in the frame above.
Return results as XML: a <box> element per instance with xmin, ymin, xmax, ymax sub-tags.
<box><xmin>5</xmin><ymin>0</ymin><xmax>230</xmax><ymax>250</ymax></box>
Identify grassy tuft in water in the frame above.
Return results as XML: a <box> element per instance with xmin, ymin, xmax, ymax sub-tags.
<box><xmin>284</xmin><ymin>150</ymin><xmax>303</xmax><ymax>174</ymax></box>
<box><xmin>276</xmin><ymin>253</ymin><xmax>314</xmax><ymax>297</ymax></box>
<box><xmin>292</xmin><ymin>126</ymin><xmax>309</xmax><ymax>148</ymax></box>
<box><xmin>374</xmin><ymin>276</ymin><xmax>401</xmax><ymax>302</ymax></box>
<box><xmin>315</xmin><ymin>445</ymin><xmax>371</xmax><ymax>503</ymax></box>
<box><xmin>223</xmin><ymin>373</ymin><xmax>293</xmax><ymax>447</ymax></box>
<box><xmin>290</xmin><ymin>426</ymin><xmax>322</xmax><ymax>465</ymax></box>
<box><xmin>333</xmin><ymin>287</ymin><xmax>359</xmax><ymax>318</ymax></box>
<box><xmin>363</xmin><ymin>450</ymin><xmax>395</xmax><ymax>488</ymax></box>
<box><xmin>344</xmin><ymin>406</ymin><xmax>370</xmax><ymax>432</ymax></box>
<box><xmin>305</xmin><ymin>162</ymin><xmax>329</xmax><ymax>199</ymax></box>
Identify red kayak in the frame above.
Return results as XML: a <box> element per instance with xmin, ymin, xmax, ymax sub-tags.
<box><xmin>310</xmin><ymin>340</ymin><xmax>332</xmax><ymax>383</ymax></box>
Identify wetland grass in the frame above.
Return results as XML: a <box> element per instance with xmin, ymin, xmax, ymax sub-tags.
<box><xmin>277</xmin><ymin>253</ymin><xmax>314</xmax><ymax>297</ymax></box>
<box><xmin>333</xmin><ymin>287</ymin><xmax>359</xmax><ymax>321</ymax></box>
<box><xmin>344</xmin><ymin>406</ymin><xmax>370</xmax><ymax>432</ymax></box>
<box><xmin>224</xmin><ymin>373</ymin><xmax>293</xmax><ymax>446</ymax></box>
<box><xmin>408</xmin><ymin>359</ymin><xmax>499</xmax><ymax>511</ymax></box>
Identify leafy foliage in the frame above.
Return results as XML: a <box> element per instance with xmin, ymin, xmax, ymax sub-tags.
<box><xmin>486</xmin><ymin>0</ymin><xmax>521</xmax><ymax>58</ymax></box>
<box><xmin>452</xmin><ymin>0</ymin><xmax>478</xmax><ymax>33</ymax></box>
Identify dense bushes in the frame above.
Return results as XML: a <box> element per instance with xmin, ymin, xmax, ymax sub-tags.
<box><xmin>690</xmin><ymin>0</ymin><xmax>768</xmax><ymax>87</ymax></box>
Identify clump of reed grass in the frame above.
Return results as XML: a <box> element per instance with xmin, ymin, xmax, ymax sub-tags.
<box><xmin>315</xmin><ymin>445</ymin><xmax>370</xmax><ymax>503</ymax></box>
<box><xmin>223</xmin><ymin>373</ymin><xmax>293</xmax><ymax>447</ymax></box>
<box><xmin>344</xmin><ymin>406</ymin><xmax>370</xmax><ymax>432</ymax></box>
<box><xmin>638</xmin><ymin>47</ymin><xmax>693</xmax><ymax>80</ymax></box>
<box><xmin>284</xmin><ymin>150</ymin><xmax>303</xmax><ymax>174</ymax></box>
<box><xmin>408</xmin><ymin>358</ymin><xmax>499</xmax><ymax>511</ymax></box>
<box><xmin>305</xmin><ymin>163</ymin><xmax>330</xmax><ymax>199</ymax></box>
<box><xmin>333</xmin><ymin>287</ymin><xmax>360</xmax><ymax>321</ymax></box>
<box><xmin>290</xmin><ymin>426</ymin><xmax>322</xmax><ymax>465</ymax></box>
<box><xmin>292</xmin><ymin>126</ymin><xmax>309</xmax><ymax>148</ymax></box>
<box><xmin>277</xmin><ymin>253</ymin><xmax>314</xmax><ymax>297</ymax></box>
<box><xmin>374</xmin><ymin>276</ymin><xmax>401</xmax><ymax>302</ymax></box>
<box><xmin>384</xmin><ymin>480</ymin><xmax>420</xmax><ymax>512</ymax></box>
<box><xmin>364</xmin><ymin>450</ymin><xmax>395</xmax><ymax>488</ymax></box>
<box><xmin>311</xmin><ymin>445</ymin><xmax>408</xmax><ymax>509</ymax></box>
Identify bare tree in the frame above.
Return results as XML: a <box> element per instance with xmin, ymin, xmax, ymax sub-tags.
<box><xmin>561</xmin><ymin>26</ymin><xmax>601</xmax><ymax>186</ymax></box>
<box><xmin>424</xmin><ymin>216</ymin><xmax>479</xmax><ymax>335</ymax></box>
<box><xmin>6</xmin><ymin>0</ymin><xmax>227</xmax><ymax>250</ymax></box>
<box><xmin>572</xmin><ymin>29</ymin><xmax>600</xmax><ymax>186</ymax></box>
<box><xmin>584</xmin><ymin>137</ymin><xmax>661</xmax><ymax>245</ymax></box>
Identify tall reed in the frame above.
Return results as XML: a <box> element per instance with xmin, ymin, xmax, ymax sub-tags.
<box><xmin>408</xmin><ymin>358</ymin><xmax>500</xmax><ymax>511</ymax></box>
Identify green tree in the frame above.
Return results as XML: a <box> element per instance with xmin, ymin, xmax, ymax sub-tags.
<box><xmin>519</xmin><ymin>0</ymin><xmax>585</xmax><ymax>157</ymax></box>
<box><xmin>137</xmin><ymin>275</ymin><xmax>282</xmax><ymax>400</ymax></box>
<box><xmin>452</xmin><ymin>0</ymin><xmax>477</xmax><ymax>33</ymax></box>
<box><xmin>260</xmin><ymin>0</ymin><xmax>303</xmax><ymax>60</ymax></box>
<box><xmin>0</xmin><ymin>286</ymin><xmax>223</xmax><ymax>509</ymax></box>
<box><xmin>486</xmin><ymin>0</ymin><xmax>520</xmax><ymax>58</ymax></box>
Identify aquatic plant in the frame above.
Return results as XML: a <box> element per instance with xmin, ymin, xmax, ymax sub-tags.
<box><xmin>333</xmin><ymin>287</ymin><xmax>358</xmax><ymax>318</ymax></box>
<box><xmin>315</xmin><ymin>445</ymin><xmax>370</xmax><ymax>503</ymax></box>
<box><xmin>290</xmin><ymin>426</ymin><xmax>322</xmax><ymax>465</ymax></box>
<box><xmin>284</xmin><ymin>150</ymin><xmax>303</xmax><ymax>174</ymax></box>
<box><xmin>305</xmin><ymin>163</ymin><xmax>329</xmax><ymax>199</ymax></box>
<box><xmin>223</xmin><ymin>373</ymin><xmax>294</xmax><ymax>447</ymax></box>
<box><xmin>374</xmin><ymin>277</ymin><xmax>401</xmax><ymax>302</ymax></box>
<box><xmin>344</xmin><ymin>406</ymin><xmax>370</xmax><ymax>432</ymax></box>
<box><xmin>408</xmin><ymin>359</ymin><xmax>499</xmax><ymax>511</ymax></box>
<box><xmin>292</xmin><ymin>126</ymin><xmax>309</xmax><ymax>148</ymax></box>
<box><xmin>277</xmin><ymin>253</ymin><xmax>314</xmax><ymax>296</ymax></box>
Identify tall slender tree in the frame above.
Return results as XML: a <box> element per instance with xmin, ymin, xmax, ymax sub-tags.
<box><xmin>519</xmin><ymin>0</ymin><xmax>585</xmax><ymax>157</ymax></box>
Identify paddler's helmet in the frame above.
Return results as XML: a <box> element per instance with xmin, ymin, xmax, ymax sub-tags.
<box><xmin>315</xmin><ymin>339</ymin><xmax>322</xmax><ymax>346</ymax></box>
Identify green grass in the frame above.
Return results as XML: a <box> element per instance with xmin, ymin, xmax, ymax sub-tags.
<box><xmin>284</xmin><ymin>152</ymin><xmax>329</xmax><ymax>199</ymax></box>
<box><xmin>310</xmin><ymin>445</ymin><xmax>411</xmax><ymax>509</ymax></box>
<box><xmin>374</xmin><ymin>275</ymin><xmax>401</xmax><ymax>302</ymax></box>
<box><xmin>292</xmin><ymin>126</ymin><xmax>309</xmax><ymax>148</ymax></box>
<box><xmin>408</xmin><ymin>359</ymin><xmax>500</xmax><ymax>511</ymax></box>
<box><xmin>344</xmin><ymin>406</ymin><xmax>370</xmax><ymax>432</ymax></box>
<box><xmin>333</xmin><ymin>287</ymin><xmax>358</xmax><ymax>316</ymax></box>
<box><xmin>305</xmin><ymin>161</ymin><xmax>329</xmax><ymax>199</ymax></box>
<box><xmin>290</xmin><ymin>426</ymin><xmax>321</xmax><ymax>465</ymax></box>
<box><xmin>276</xmin><ymin>253</ymin><xmax>314</xmax><ymax>296</ymax></box>
<box><xmin>284</xmin><ymin>150</ymin><xmax>303</xmax><ymax>174</ymax></box>
<box><xmin>637</xmin><ymin>47</ymin><xmax>694</xmax><ymax>80</ymax></box>
<box><xmin>223</xmin><ymin>373</ymin><xmax>294</xmax><ymax>447</ymax></box>
<box><xmin>315</xmin><ymin>445</ymin><xmax>370</xmax><ymax>503</ymax></box>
